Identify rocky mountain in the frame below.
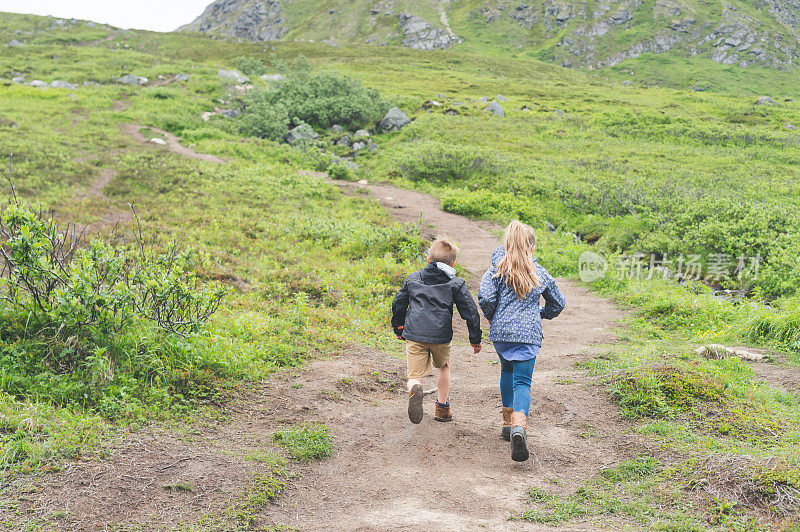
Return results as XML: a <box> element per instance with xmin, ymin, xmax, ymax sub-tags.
<box><xmin>179</xmin><ymin>0</ymin><xmax>800</xmax><ymax>71</ymax></box>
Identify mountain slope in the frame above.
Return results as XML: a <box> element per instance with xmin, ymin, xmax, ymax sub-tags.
<box><xmin>179</xmin><ymin>0</ymin><xmax>800</xmax><ymax>72</ymax></box>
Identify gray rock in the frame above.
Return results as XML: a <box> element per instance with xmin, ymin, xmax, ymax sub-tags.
<box><xmin>545</xmin><ymin>221</ymin><xmax>556</xmax><ymax>232</ymax></box>
<box><xmin>150</xmin><ymin>138</ymin><xmax>167</xmax><ymax>145</ymax></box>
<box><xmin>785</xmin><ymin>123</ymin><xmax>797</xmax><ymax>130</ymax></box>
<box><xmin>335</xmin><ymin>135</ymin><xmax>352</xmax><ymax>147</ymax></box>
<box><xmin>29</xmin><ymin>80</ymin><xmax>49</xmax><ymax>88</ymax></box>
<box><xmin>176</xmin><ymin>73</ymin><xmax>190</xmax><ymax>82</ymax></box>
<box><xmin>260</xmin><ymin>73</ymin><xmax>285</xmax><ymax>82</ymax></box>
<box><xmin>756</xmin><ymin>96</ymin><xmax>776</xmax><ymax>105</ymax></box>
<box><xmin>82</xmin><ymin>81</ymin><xmax>100</xmax><ymax>87</ymax></box>
<box><xmin>179</xmin><ymin>0</ymin><xmax>287</xmax><ymax>41</ymax></box>
<box><xmin>622</xmin><ymin>80</ymin><xmax>633</xmax><ymax>85</ymax></box>
<box><xmin>332</xmin><ymin>125</ymin><xmax>344</xmax><ymax>133</ymax></box>
<box><xmin>354</xmin><ymin>129</ymin><xmax>370</xmax><ymax>139</ymax></box>
<box><xmin>496</xmin><ymin>94</ymin><xmax>508</xmax><ymax>102</ymax></box>
<box><xmin>487</xmin><ymin>101</ymin><xmax>505</xmax><ymax>117</ymax></box>
<box><xmin>352</xmin><ymin>141</ymin><xmax>367</xmax><ymax>151</ymax></box>
<box><xmin>117</xmin><ymin>74</ymin><xmax>148</xmax><ymax>86</ymax></box>
<box><xmin>478</xmin><ymin>96</ymin><xmax>488</xmax><ymax>104</ymax></box>
<box><xmin>219</xmin><ymin>109</ymin><xmax>241</xmax><ymax>118</ymax></box>
<box><xmin>12</xmin><ymin>76</ymin><xmax>25</xmax><ymax>84</ymax></box>
<box><xmin>6</xmin><ymin>39</ymin><xmax>22</xmax><ymax>47</ymax></box>
<box><xmin>397</xmin><ymin>13</ymin><xmax>462</xmax><ymax>50</ymax></box>
<box><xmin>51</xmin><ymin>80</ymin><xmax>77</xmax><ymax>89</ymax></box>
<box><xmin>285</xmin><ymin>123</ymin><xmax>319</xmax><ymax>144</ymax></box>
<box><xmin>218</xmin><ymin>69</ymin><xmax>250</xmax><ymax>84</ymax></box>
<box><xmin>379</xmin><ymin>107</ymin><xmax>410</xmax><ymax>132</ymax></box>
<box><xmin>368</xmin><ymin>142</ymin><xmax>379</xmax><ymax>152</ymax></box>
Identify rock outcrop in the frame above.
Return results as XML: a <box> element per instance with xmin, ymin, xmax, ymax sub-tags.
<box><xmin>180</xmin><ymin>0</ymin><xmax>287</xmax><ymax>41</ymax></box>
<box><xmin>396</xmin><ymin>13</ymin><xmax>462</xmax><ymax>50</ymax></box>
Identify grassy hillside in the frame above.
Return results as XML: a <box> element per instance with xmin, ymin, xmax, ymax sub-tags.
<box><xmin>2</xmin><ymin>10</ymin><xmax>800</xmax><ymax>529</ymax></box>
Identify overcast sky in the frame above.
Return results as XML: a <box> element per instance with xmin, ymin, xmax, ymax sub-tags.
<box><xmin>0</xmin><ymin>1</ymin><xmax>212</xmax><ymax>32</ymax></box>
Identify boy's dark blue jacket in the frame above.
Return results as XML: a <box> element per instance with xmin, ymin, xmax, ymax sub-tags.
<box><xmin>478</xmin><ymin>246</ymin><xmax>565</xmax><ymax>345</ymax></box>
<box><xmin>391</xmin><ymin>262</ymin><xmax>483</xmax><ymax>345</ymax></box>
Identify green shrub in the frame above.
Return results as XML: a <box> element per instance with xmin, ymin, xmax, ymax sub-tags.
<box><xmin>326</xmin><ymin>162</ymin><xmax>353</xmax><ymax>181</ymax></box>
<box><xmin>600</xmin><ymin>457</ymin><xmax>659</xmax><ymax>482</ymax></box>
<box><xmin>234</xmin><ymin>56</ymin><xmax>268</xmax><ymax>77</ymax></box>
<box><xmin>240</xmin><ymin>67</ymin><xmax>390</xmax><ymax>139</ymax></box>
<box><xmin>395</xmin><ymin>141</ymin><xmax>501</xmax><ymax>183</ymax></box>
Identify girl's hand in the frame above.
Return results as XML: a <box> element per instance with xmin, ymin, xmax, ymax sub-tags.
<box><xmin>472</xmin><ymin>344</ymin><xmax>482</xmax><ymax>354</ymax></box>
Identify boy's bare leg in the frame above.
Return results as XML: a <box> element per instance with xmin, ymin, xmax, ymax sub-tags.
<box><xmin>437</xmin><ymin>363</ymin><xmax>450</xmax><ymax>404</ymax></box>
<box><xmin>407</xmin><ymin>378</ymin><xmax>422</xmax><ymax>392</ymax></box>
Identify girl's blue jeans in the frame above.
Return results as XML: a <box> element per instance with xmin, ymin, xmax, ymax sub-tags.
<box><xmin>499</xmin><ymin>355</ymin><xmax>536</xmax><ymax>415</ymax></box>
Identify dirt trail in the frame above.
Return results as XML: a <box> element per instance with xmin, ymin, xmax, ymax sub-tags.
<box><xmin>8</xmin><ymin>179</ymin><xmax>635</xmax><ymax>531</ymax></box>
<box><xmin>263</xmin><ymin>182</ymin><xmax>636</xmax><ymax>530</ymax></box>
<box><xmin>121</xmin><ymin>124</ymin><xmax>226</xmax><ymax>163</ymax></box>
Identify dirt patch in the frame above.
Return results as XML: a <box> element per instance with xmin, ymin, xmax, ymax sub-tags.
<box><xmin>121</xmin><ymin>124</ymin><xmax>226</xmax><ymax>164</ymax></box>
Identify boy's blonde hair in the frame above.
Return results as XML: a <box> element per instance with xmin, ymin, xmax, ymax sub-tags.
<box><xmin>428</xmin><ymin>237</ymin><xmax>459</xmax><ymax>265</ymax></box>
<box><xmin>494</xmin><ymin>220</ymin><xmax>540</xmax><ymax>299</ymax></box>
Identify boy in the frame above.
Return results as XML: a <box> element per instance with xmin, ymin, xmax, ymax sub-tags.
<box><xmin>391</xmin><ymin>237</ymin><xmax>483</xmax><ymax>424</ymax></box>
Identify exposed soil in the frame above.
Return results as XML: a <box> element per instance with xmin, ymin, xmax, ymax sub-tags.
<box><xmin>3</xmin><ymin>179</ymin><xmax>640</xmax><ymax>531</ymax></box>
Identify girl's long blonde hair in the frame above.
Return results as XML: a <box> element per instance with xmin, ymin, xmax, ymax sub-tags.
<box><xmin>494</xmin><ymin>220</ymin><xmax>540</xmax><ymax>299</ymax></box>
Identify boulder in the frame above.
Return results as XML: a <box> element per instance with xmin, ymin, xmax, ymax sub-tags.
<box><xmin>786</xmin><ymin>123</ymin><xmax>797</xmax><ymax>130</ymax></box>
<box><xmin>51</xmin><ymin>80</ymin><xmax>77</xmax><ymax>89</ymax></box>
<box><xmin>487</xmin><ymin>101</ymin><xmax>505</xmax><ymax>117</ymax></box>
<box><xmin>332</xmin><ymin>124</ymin><xmax>344</xmax><ymax>133</ymax></box>
<box><xmin>6</xmin><ymin>39</ymin><xmax>22</xmax><ymax>47</ymax></box>
<box><xmin>219</xmin><ymin>69</ymin><xmax>249</xmax><ymax>84</ymax></box>
<box><xmin>496</xmin><ymin>94</ymin><xmax>508</xmax><ymax>101</ymax></box>
<box><xmin>150</xmin><ymin>138</ymin><xmax>167</xmax><ymax>145</ymax></box>
<box><xmin>285</xmin><ymin>123</ymin><xmax>318</xmax><ymax>144</ymax></box>
<box><xmin>260</xmin><ymin>73</ymin><xmax>285</xmax><ymax>82</ymax></box>
<box><xmin>368</xmin><ymin>141</ymin><xmax>379</xmax><ymax>152</ymax></box>
<box><xmin>756</xmin><ymin>96</ymin><xmax>775</xmax><ymax>105</ymax></box>
<box><xmin>29</xmin><ymin>80</ymin><xmax>49</xmax><ymax>88</ymax></box>
<box><xmin>335</xmin><ymin>135</ymin><xmax>352</xmax><ymax>147</ymax></box>
<box><xmin>12</xmin><ymin>76</ymin><xmax>25</xmax><ymax>84</ymax></box>
<box><xmin>545</xmin><ymin>221</ymin><xmax>556</xmax><ymax>232</ymax></box>
<box><xmin>352</xmin><ymin>141</ymin><xmax>367</xmax><ymax>151</ymax></box>
<box><xmin>478</xmin><ymin>96</ymin><xmax>488</xmax><ymax>104</ymax></box>
<box><xmin>379</xmin><ymin>107</ymin><xmax>410</xmax><ymax>132</ymax></box>
<box><xmin>219</xmin><ymin>109</ymin><xmax>241</xmax><ymax>118</ymax></box>
<box><xmin>354</xmin><ymin>129</ymin><xmax>370</xmax><ymax>139</ymax></box>
<box><xmin>176</xmin><ymin>73</ymin><xmax>190</xmax><ymax>82</ymax></box>
<box><xmin>117</xmin><ymin>74</ymin><xmax>148</xmax><ymax>86</ymax></box>
<box><xmin>82</xmin><ymin>81</ymin><xmax>100</xmax><ymax>87</ymax></box>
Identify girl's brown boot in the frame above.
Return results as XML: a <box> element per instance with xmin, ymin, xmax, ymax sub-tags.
<box><xmin>501</xmin><ymin>407</ymin><xmax>513</xmax><ymax>441</ymax></box>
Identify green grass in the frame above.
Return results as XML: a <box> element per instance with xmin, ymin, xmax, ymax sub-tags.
<box><xmin>272</xmin><ymin>423</ymin><xmax>334</xmax><ymax>462</ymax></box>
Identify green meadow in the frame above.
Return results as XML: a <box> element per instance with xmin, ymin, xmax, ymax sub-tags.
<box><xmin>1</xmin><ymin>9</ymin><xmax>800</xmax><ymax>528</ymax></box>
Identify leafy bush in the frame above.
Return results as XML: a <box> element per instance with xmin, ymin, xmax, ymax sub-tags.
<box><xmin>395</xmin><ymin>141</ymin><xmax>502</xmax><ymax>183</ymax></box>
<box><xmin>0</xmin><ymin>202</ymin><xmax>224</xmax><ymax>340</ymax></box>
<box><xmin>234</xmin><ymin>56</ymin><xmax>268</xmax><ymax>77</ymax></box>
<box><xmin>326</xmin><ymin>162</ymin><xmax>353</xmax><ymax>181</ymax></box>
<box><xmin>240</xmin><ymin>65</ymin><xmax>390</xmax><ymax>139</ymax></box>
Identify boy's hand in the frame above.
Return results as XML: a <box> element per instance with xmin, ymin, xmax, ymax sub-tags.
<box><xmin>472</xmin><ymin>344</ymin><xmax>482</xmax><ymax>354</ymax></box>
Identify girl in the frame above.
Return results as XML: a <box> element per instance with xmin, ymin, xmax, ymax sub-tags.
<box><xmin>478</xmin><ymin>221</ymin><xmax>565</xmax><ymax>462</ymax></box>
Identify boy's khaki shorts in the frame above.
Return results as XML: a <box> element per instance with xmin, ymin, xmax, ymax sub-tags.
<box><xmin>406</xmin><ymin>341</ymin><xmax>451</xmax><ymax>380</ymax></box>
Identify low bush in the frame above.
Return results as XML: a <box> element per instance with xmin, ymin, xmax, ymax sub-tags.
<box><xmin>239</xmin><ymin>62</ymin><xmax>390</xmax><ymax>140</ymax></box>
<box><xmin>395</xmin><ymin>141</ymin><xmax>502</xmax><ymax>183</ymax></box>
<box><xmin>234</xmin><ymin>56</ymin><xmax>268</xmax><ymax>77</ymax></box>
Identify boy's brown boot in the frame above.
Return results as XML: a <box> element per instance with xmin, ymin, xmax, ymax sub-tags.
<box><xmin>501</xmin><ymin>407</ymin><xmax>513</xmax><ymax>441</ymax></box>
<box><xmin>408</xmin><ymin>384</ymin><xmax>423</xmax><ymax>424</ymax></box>
<box><xmin>510</xmin><ymin>411</ymin><xmax>529</xmax><ymax>462</ymax></box>
<box><xmin>434</xmin><ymin>401</ymin><xmax>452</xmax><ymax>422</ymax></box>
